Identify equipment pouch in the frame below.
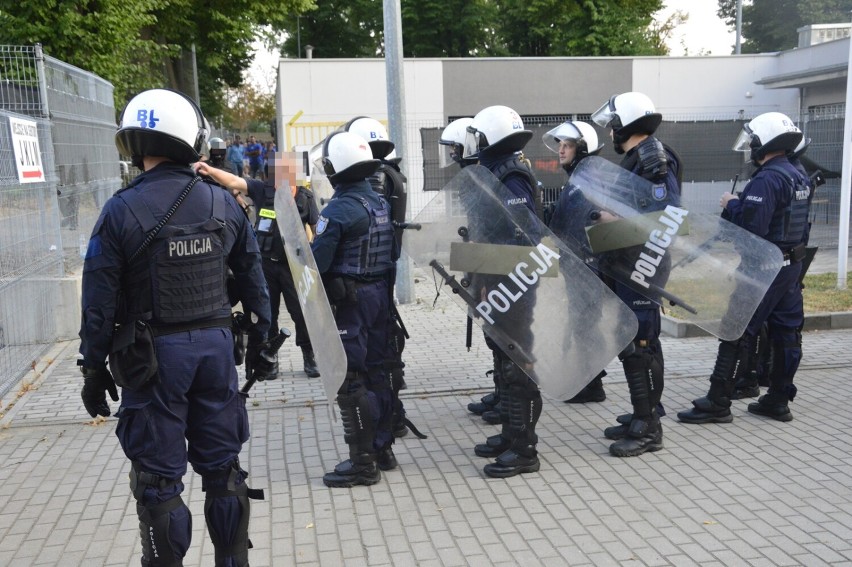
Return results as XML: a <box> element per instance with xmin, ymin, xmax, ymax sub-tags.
<box><xmin>109</xmin><ymin>320</ymin><xmax>159</xmax><ymax>391</ymax></box>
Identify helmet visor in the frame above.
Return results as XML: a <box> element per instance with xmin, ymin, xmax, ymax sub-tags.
<box><xmin>462</xmin><ymin>127</ymin><xmax>482</xmax><ymax>159</ymax></box>
<box><xmin>542</xmin><ymin>123</ymin><xmax>582</xmax><ymax>153</ymax></box>
<box><xmin>732</xmin><ymin>127</ymin><xmax>755</xmax><ymax>152</ymax></box>
<box><xmin>438</xmin><ymin>141</ymin><xmax>461</xmax><ymax>168</ymax></box>
<box><xmin>591</xmin><ymin>97</ymin><xmax>617</xmax><ymax>128</ymax></box>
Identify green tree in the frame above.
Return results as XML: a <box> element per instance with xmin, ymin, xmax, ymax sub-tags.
<box><xmin>277</xmin><ymin>0</ymin><xmax>670</xmax><ymax>59</ymax></box>
<box><xmin>717</xmin><ymin>0</ymin><xmax>852</xmax><ymax>53</ymax></box>
<box><xmin>401</xmin><ymin>0</ymin><xmax>497</xmax><ymax>57</ymax></box>
<box><xmin>280</xmin><ymin>0</ymin><xmax>382</xmax><ymax>58</ymax></box>
<box><xmin>0</xmin><ymin>0</ymin><xmax>314</xmax><ymax>114</ymax></box>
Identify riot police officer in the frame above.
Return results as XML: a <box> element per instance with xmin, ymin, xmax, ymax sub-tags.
<box><xmin>78</xmin><ymin>88</ymin><xmax>273</xmax><ymax>566</ymax></box>
<box><xmin>207</xmin><ymin>136</ymin><xmax>228</xmax><ymax>169</ymax></box>
<box><xmin>463</xmin><ymin>105</ymin><xmax>543</xmax><ymax>478</ymax></box>
<box><xmin>591</xmin><ymin>92</ymin><xmax>682</xmax><ymax>457</ymax></box>
<box><xmin>194</xmin><ymin>157</ymin><xmax>321</xmax><ymax>377</ymax></box>
<box><xmin>730</xmin><ymin>135</ymin><xmax>821</xmax><ymax>401</ymax></box>
<box><xmin>312</xmin><ymin>131</ymin><xmax>399</xmax><ymax>487</ymax></box>
<box><xmin>543</xmin><ymin>120</ymin><xmax>609</xmax><ymax>404</ymax></box>
<box><xmin>678</xmin><ymin>112</ymin><xmax>809</xmax><ymax>424</ymax></box>
<box><xmin>438</xmin><ymin>117</ymin><xmax>507</xmax><ymax>424</ymax></box>
<box><xmin>342</xmin><ymin>116</ymin><xmax>414</xmax><ymax>437</ymax></box>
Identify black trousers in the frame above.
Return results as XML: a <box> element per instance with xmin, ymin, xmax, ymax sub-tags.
<box><xmin>262</xmin><ymin>256</ymin><xmax>311</xmax><ymax>349</ymax></box>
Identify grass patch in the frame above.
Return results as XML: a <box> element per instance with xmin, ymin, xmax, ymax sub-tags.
<box><xmin>802</xmin><ymin>272</ymin><xmax>852</xmax><ymax>313</ymax></box>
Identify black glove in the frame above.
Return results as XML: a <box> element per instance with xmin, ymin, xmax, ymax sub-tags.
<box><xmin>246</xmin><ymin>339</ymin><xmax>279</xmax><ymax>382</ymax></box>
<box><xmin>80</xmin><ymin>366</ymin><xmax>119</xmax><ymax>418</ymax></box>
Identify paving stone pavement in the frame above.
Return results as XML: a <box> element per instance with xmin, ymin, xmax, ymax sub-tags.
<box><xmin>1</xmin><ymin>274</ymin><xmax>851</xmax><ymax>566</ymax></box>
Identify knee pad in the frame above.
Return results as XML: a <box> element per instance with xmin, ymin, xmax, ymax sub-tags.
<box><xmin>201</xmin><ymin>459</ymin><xmax>264</xmax><ymax>567</ymax></box>
<box><xmin>130</xmin><ymin>463</ymin><xmax>189</xmax><ymax>567</ymax></box>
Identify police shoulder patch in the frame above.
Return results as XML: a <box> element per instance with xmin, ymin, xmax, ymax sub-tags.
<box><xmin>652</xmin><ymin>184</ymin><xmax>667</xmax><ymax>201</ymax></box>
<box><xmin>316</xmin><ymin>216</ymin><xmax>329</xmax><ymax>235</ymax></box>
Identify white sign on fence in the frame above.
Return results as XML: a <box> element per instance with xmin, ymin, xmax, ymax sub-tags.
<box><xmin>9</xmin><ymin>117</ymin><xmax>45</xmax><ymax>184</ymax></box>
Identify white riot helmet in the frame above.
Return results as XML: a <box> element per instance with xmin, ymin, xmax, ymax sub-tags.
<box><xmin>543</xmin><ymin>120</ymin><xmax>603</xmax><ymax>173</ymax></box>
<box><xmin>790</xmin><ymin>136</ymin><xmax>811</xmax><ymax>161</ymax></box>
<box><xmin>463</xmin><ymin>105</ymin><xmax>532</xmax><ymax>159</ymax></box>
<box><xmin>591</xmin><ymin>92</ymin><xmax>661</xmax><ymax>154</ymax></box>
<box><xmin>115</xmin><ymin>89</ymin><xmax>209</xmax><ymax>169</ymax></box>
<box><xmin>733</xmin><ymin>112</ymin><xmax>803</xmax><ymax>164</ymax></box>
<box><xmin>438</xmin><ymin>117</ymin><xmax>474</xmax><ymax>168</ymax></box>
<box><xmin>344</xmin><ymin>116</ymin><xmax>395</xmax><ymax>159</ymax></box>
<box><xmin>208</xmin><ymin>137</ymin><xmax>226</xmax><ymax>156</ymax></box>
<box><xmin>318</xmin><ymin>131</ymin><xmax>380</xmax><ymax>184</ymax></box>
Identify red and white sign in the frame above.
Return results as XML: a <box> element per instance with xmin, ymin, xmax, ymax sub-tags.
<box><xmin>9</xmin><ymin>117</ymin><xmax>45</xmax><ymax>184</ymax></box>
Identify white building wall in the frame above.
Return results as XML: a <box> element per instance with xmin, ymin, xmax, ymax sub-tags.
<box><xmin>631</xmin><ymin>55</ymin><xmax>799</xmax><ymax>117</ymax></box>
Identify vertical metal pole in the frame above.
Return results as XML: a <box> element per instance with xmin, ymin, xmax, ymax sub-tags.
<box><xmin>34</xmin><ymin>44</ymin><xmax>65</xmax><ymax>277</ymax></box>
<box><xmin>837</xmin><ymin>29</ymin><xmax>852</xmax><ymax>288</ymax></box>
<box><xmin>735</xmin><ymin>0</ymin><xmax>743</xmax><ymax>55</ymax></box>
<box><xmin>191</xmin><ymin>43</ymin><xmax>201</xmax><ymax>105</ymax></box>
<box><xmin>383</xmin><ymin>0</ymin><xmax>414</xmax><ymax>304</ymax></box>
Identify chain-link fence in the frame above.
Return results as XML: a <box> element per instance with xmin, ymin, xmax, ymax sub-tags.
<box><xmin>0</xmin><ymin>45</ymin><xmax>120</xmax><ymax>397</ymax></box>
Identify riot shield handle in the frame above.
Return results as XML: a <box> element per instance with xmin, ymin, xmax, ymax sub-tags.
<box><xmin>393</xmin><ymin>221</ymin><xmax>422</xmax><ymax>230</ymax></box>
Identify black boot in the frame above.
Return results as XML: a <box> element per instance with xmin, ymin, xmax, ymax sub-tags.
<box><xmin>475</xmin><ymin>376</ymin><xmax>512</xmax><ymax>457</ymax></box>
<box><xmin>468</xmin><ymin>390</ymin><xmax>498</xmax><ymax>415</ymax></box>
<box><xmin>481</xmin><ymin>402</ymin><xmax>502</xmax><ymax>425</ymax></box>
<box><xmin>324</xmin><ymin>381</ymin><xmax>381</xmax><ymax>488</ymax></box>
<box><xmin>677</xmin><ymin>338</ymin><xmax>746</xmax><ymax>424</ymax></box>
<box><xmin>469</xmin><ymin>351</ymin><xmax>502</xmax><ymax>414</ymax></box>
<box><xmin>747</xmin><ymin>393</ymin><xmax>793</xmax><ymax>421</ymax></box>
<box><xmin>474</xmin><ymin>433</ymin><xmax>511</xmax><ymax>458</ymax></box>
<box><xmin>748</xmin><ymin>338</ymin><xmax>797</xmax><ymax>422</ymax></box>
<box><xmin>322</xmin><ymin>454</ymin><xmax>381</xmax><ymax>487</ymax></box>
<box><xmin>609</xmin><ymin>352</ymin><xmax>663</xmax><ymax>457</ymax></box>
<box><xmin>483</xmin><ymin>378</ymin><xmax>542</xmax><ymax>478</ymax></box>
<box><xmin>732</xmin><ymin>334</ymin><xmax>761</xmax><ymax>399</ymax></box>
<box><xmin>377</xmin><ymin>445</ymin><xmax>398</xmax><ymax>471</ymax></box>
<box><xmin>609</xmin><ymin>413</ymin><xmax>663</xmax><ymax>457</ymax></box>
<box><xmin>302</xmin><ymin>347</ymin><xmax>320</xmax><ymax>378</ymax></box>
<box><xmin>564</xmin><ymin>370</ymin><xmax>606</xmax><ymax>403</ymax></box>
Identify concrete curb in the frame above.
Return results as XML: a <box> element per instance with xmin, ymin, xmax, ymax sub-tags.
<box><xmin>662</xmin><ymin>311</ymin><xmax>852</xmax><ymax>338</ymax></box>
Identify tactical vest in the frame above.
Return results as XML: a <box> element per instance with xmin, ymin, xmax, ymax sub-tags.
<box><xmin>254</xmin><ymin>184</ymin><xmax>286</xmax><ymax>261</ymax></box>
<box><xmin>491</xmin><ymin>154</ymin><xmax>542</xmax><ymax>219</ymax></box>
<box><xmin>118</xmin><ymin>184</ymin><xmax>229</xmax><ymax>325</ymax></box>
<box><xmin>761</xmin><ymin>163</ymin><xmax>810</xmax><ymax>249</ymax></box>
<box><xmin>329</xmin><ymin>194</ymin><xmax>395</xmax><ymax>278</ymax></box>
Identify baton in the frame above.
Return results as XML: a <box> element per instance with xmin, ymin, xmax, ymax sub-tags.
<box><xmin>241</xmin><ymin>328</ymin><xmax>291</xmax><ymax>394</ymax></box>
<box><xmin>429</xmin><ymin>259</ymin><xmax>533</xmax><ymax>365</ymax></box>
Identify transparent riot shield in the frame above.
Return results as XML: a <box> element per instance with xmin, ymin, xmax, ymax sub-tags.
<box><xmin>272</xmin><ymin>156</ymin><xmax>347</xmax><ymax>402</ymax></box>
<box><xmin>403</xmin><ymin>165</ymin><xmax>637</xmax><ymax>400</ymax></box>
<box><xmin>308</xmin><ymin>141</ymin><xmax>335</xmax><ymax>211</ymax></box>
<box><xmin>552</xmin><ymin>156</ymin><xmax>783</xmax><ymax>341</ymax></box>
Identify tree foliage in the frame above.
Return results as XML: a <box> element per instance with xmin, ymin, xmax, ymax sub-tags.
<box><xmin>278</xmin><ymin>0</ymin><xmax>671</xmax><ymax>58</ymax></box>
<box><xmin>0</xmin><ymin>0</ymin><xmax>314</xmax><ymax>116</ymax></box>
<box><xmin>717</xmin><ymin>0</ymin><xmax>852</xmax><ymax>53</ymax></box>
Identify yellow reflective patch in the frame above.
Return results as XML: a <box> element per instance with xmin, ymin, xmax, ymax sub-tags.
<box><xmin>259</xmin><ymin>208</ymin><xmax>276</xmax><ymax>219</ymax></box>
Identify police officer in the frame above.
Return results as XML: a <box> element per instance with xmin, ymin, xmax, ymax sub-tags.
<box><xmin>78</xmin><ymin>88</ymin><xmax>273</xmax><ymax>566</ymax></box>
<box><xmin>543</xmin><ymin>120</ymin><xmax>609</xmax><ymax>404</ymax></box>
<box><xmin>591</xmin><ymin>92</ymin><xmax>682</xmax><ymax>457</ymax></box>
<box><xmin>342</xmin><ymin>116</ymin><xmax>413</xmax><ymax>437</ymax></box>
<box><xmin>312</xmin><ymin>131</ymin><xmax>398</xmax><ymax>487</ymax></box>
<box><xmin>678</xmin><ymin>112</ymin><xmax>809</xmax><ymax>424</ymax></box>
<box><xmin>463</xmin><ymin>105</ymin><xmax>543</xmax><ymax>478</ymax></box>
<box><xmin>438</xmin><ymin>117</ymin><xmax>507</xmax><ymax>424</ymax></box>
<box><xmin>729</xmin><ymin>135</ymin><xmax>821</xmax><ymax>400</ymax></box>
<box><xmin>207</xmin><ymin>136</ymin><xmax>228</xmax><ymax>169</ymax></box>
<box><xmin>194</xmin><ymin>156</ymin><xmax>322</xmax><ymax>378</ymax></box>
